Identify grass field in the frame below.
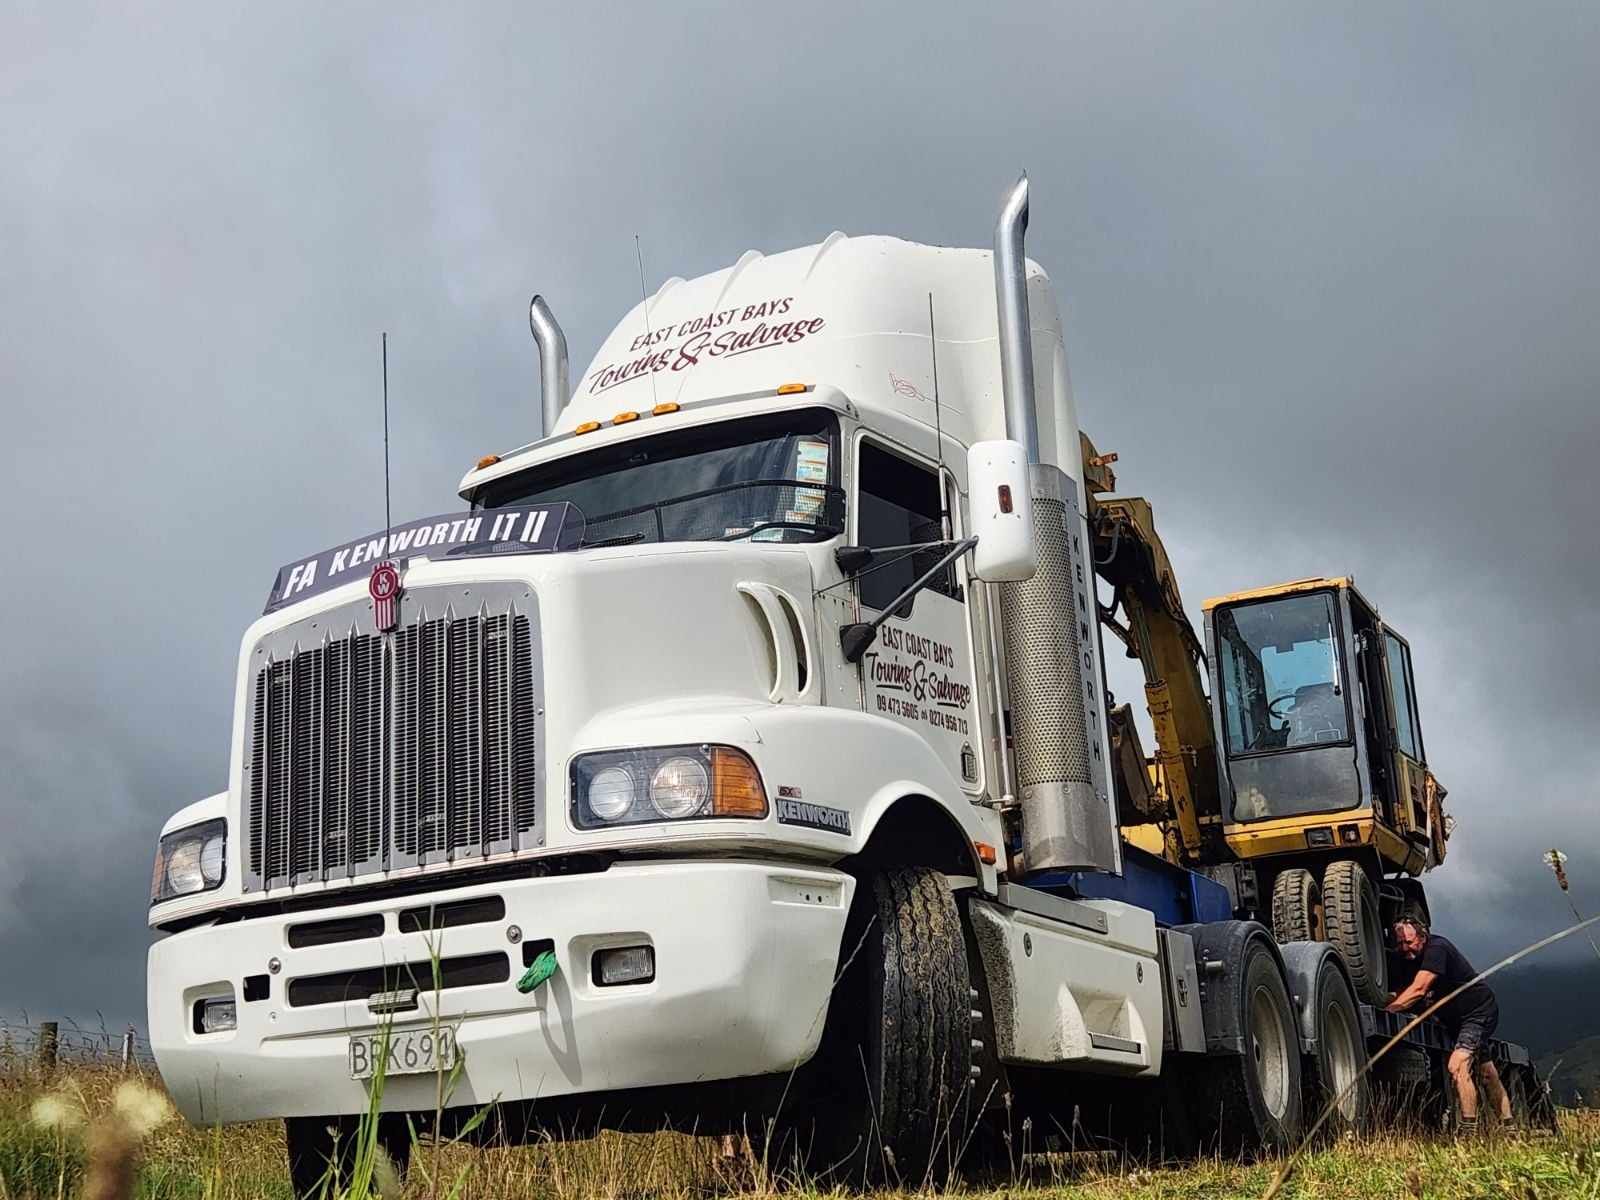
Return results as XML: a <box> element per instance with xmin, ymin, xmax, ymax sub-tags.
<box><xmin>3</xmin><ymin>1062</ymin><xmax>1598</xmax><ymax>1200</ymax></box>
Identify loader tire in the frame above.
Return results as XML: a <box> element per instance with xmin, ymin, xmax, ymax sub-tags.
<box><xmin>804</xmin><ymin>866</ymin><xmax>972</xmax><ymax>1186</ymax></box>
<box><xmin>1323</xmin><ymin>861</ymin><xmax>1387</xmax><ymax>1004</ymax></box>
<box><xmin>1270</xmin><ymin>868</ymin><xmax>1324</xmax><ymax>942</ymax></box>
<box><xmin>1187</xmin><ymin>936</ymin><xmax>1303</xmax><ymax>1155</ymax></box>
<box><xmin>1303</xmin><ymin>956</ymin><xmax>1369</xmax><ymax>1134</ymax></box>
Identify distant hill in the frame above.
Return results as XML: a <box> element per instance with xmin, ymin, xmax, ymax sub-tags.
<box><xmin>1538</xmin><ymin>1035</ymin><xmax>1600</xmax><ymax>1106</ymax></box>
<box><xmin>1487</xmin><ymin>958</ymin><xmax>1600</xmax><ymax>1059</ymax></box>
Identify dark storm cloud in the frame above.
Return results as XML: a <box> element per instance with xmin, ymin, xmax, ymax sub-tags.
<box><xmin>3</xmin><ymin>2</ymin><xmax>1597</xmax><ymax>1028</ymax></box>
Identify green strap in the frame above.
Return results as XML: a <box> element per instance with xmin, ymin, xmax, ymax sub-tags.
<box><xmin>516</xmin><ymin>949</ymin><xmax>559</xmax><ymax>994</ymax></box>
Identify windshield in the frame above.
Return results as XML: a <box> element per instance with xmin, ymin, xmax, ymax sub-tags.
<box><xmin>476</xmin><ymin>409</ymin><xmax>843</xmax><ymax>546</ymax></box>
<box><xmin>1216</xmin><ymin>592</ymin><xmax>1349</xmax><ymax>756</ymax></box>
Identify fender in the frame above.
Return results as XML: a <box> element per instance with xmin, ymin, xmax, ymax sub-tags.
<box><xmin>1174</xmin><ymin>919</ymin><xmax>1299</xmax><ymax>1056</ymax></box>
<box><xmin>1277</xmin><ymin>940</ymin><xmax>1355</xmax><ymax>1055</ymax></box>
<box><xmin>747</xmin><ymin>704</ymin><xmax>1002</xmax><ymax>892</ymax></box>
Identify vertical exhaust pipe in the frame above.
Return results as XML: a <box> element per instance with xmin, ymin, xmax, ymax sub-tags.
<box><xmin>528</xmin><ymin>295</ymin><xmax>570</xmax><ymax>438</ymax></box>
<box><xmin>992</xmin><ymin>175</ymin><xmax>1119</xmax><ymax>875</ymax></box>
<box><xmin>994</xmin><ymin>176</ymin><xmax>1040</xmax><ymax>465</ymax></box>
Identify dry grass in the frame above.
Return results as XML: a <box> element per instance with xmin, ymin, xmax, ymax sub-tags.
<box><xmin>3</xmin><ymin>1062</ymin><xmax>1598</xmax><ymax>1200</ymax></box>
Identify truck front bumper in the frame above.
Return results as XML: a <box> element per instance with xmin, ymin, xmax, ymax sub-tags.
<box><xmin>149</xmin><ymin>860</ymin><xmax>853</xmax><ymax>1125</ymax></box>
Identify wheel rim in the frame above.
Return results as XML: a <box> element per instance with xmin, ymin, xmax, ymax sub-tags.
<box><xmin>1250</xmin><ymin>983</ymin><xmax>1291</xmax><ymax>1119</ymax></box>
<box><xmin>1323</xmin><ymin>999</ymin><xmax>1362</xmax><ymax>1119</ymax></box>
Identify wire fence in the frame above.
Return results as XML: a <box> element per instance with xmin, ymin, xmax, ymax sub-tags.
<box><xmin>0</xmin><ymin>1014</ymin><xmax>157</xmax><ymax>1072</ymax></box>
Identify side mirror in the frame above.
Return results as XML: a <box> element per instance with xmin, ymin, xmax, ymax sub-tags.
<box><xmin>967</xmin><ymin>440</ymin><xmax>1036</xmax><ymax>582</ymax></box>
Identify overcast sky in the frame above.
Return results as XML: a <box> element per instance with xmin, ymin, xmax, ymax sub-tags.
<box><xmin>4</xmin><ymin>2</ymin><xmax>1597</xmax><ymax>1032</ymax></box>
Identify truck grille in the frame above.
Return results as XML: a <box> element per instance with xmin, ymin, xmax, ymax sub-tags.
<box><xmin>244</xmin><ymin>584</ymin><xmax>544</xmax><ymax>892</ymax></box>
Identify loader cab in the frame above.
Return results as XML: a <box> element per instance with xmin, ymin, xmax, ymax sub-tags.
<box><xmin>1203</xmin><ymin>578</ymin><xmax>1443</xmax><ymax>873</ymax></box>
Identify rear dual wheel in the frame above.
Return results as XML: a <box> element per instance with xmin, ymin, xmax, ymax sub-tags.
<box><xmin>1189</xmin><ymin>936</ymin><xmax>1304</xmax><ymax>1154</ymax></box>
<box><xmin>1303</xmin><ymin>958</ymin><xmax>1369</xmax><ymax>1134</ymax></box>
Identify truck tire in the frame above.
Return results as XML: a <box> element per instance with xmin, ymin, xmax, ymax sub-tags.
<box><xmin>1322</xmin><ymin>861</ymin><xmax>1387</xmax><ymax>1004</ymax></box>
<box><xmin>806</xmin><ymin>866</ymin><xmax>972</xmax><ymax>1185</ymax></box>
<box><xmin>1188</xmin><ymin>936</ymin><xmax>1303</xmax><ymax>1154</ymax></box>
<box><xmin>1270</xmin><ymin>869</ymin><xmax>1324</xmax><ymax>942</ymax></box>
<box><xmin>1303</xmin><ymin>957</ymin><xmax>1368</xmax><ymax>1134</ymax></box>
<box><xmin>285</xmin><ymin>1115</ymin><xmax>411</xmax><ymax>1200</ymax></box>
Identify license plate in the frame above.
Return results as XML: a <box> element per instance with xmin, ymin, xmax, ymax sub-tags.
<box><xmin>348</xmin><ymin>1027</ymin><xmax>457</xmax><ymax>1080</ymax></box>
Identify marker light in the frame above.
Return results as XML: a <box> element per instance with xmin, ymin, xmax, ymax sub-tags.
<box><xmin>475</xmin><ymin>454</ymin><xmax>501</xmax><ymax>470</ymax></box>
<box><xmin>652</xmin><ymin>402</ymin><xmax>680</xmax><ymax>415</ymax></box>
<box><xmin>776</xmin><ymin>382</ymin><xmax>808</xmax><ymax>395</ymax></box>
<box><xmin>574</xmin><ymin>421</ymin><xmax>602</xmax><ymax>435</ymax></box>
<box><xmin>613</xmin><ymin>411</ymin><xmax>640</xmax><ymax>424</ymax></box>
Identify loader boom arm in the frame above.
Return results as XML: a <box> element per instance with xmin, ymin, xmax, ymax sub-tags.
<box><xmin>1082</xmin><ymin>434</ymin><xmax>1224</xmax><ymax>862</ymax></box>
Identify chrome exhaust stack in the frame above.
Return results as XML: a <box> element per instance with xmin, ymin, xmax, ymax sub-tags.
<box><xmin>992</xmin><ymin>175</ymin><xmax>1119</xmax><ymax>875</ymax></box>
<box><xmin>528</xmin><ymin>295</ymin><xmax>570</xmax><ymax>438</ymax></box>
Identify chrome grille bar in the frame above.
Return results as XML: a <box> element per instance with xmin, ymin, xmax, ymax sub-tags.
<box><xmin>243</xmin><ymin>584</ymin><xmax>544</xmax><ymax>895</ymax></box>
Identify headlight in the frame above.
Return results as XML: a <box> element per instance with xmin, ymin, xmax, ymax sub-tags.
<box><xmin>151</xmin><ymin>819</ymin><xmax>227</xmax><ymax>905</ymax></box>
<box><xmin>572</xmin><ymin>745</ymin><xmax>766</xmax><ymax>829</ymax></box>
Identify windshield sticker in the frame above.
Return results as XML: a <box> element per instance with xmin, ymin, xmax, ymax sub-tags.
<box><xmin>585</xmin><ymin>296</ymin><xmax>826</xmax><ymax>397</ymax></box>
<box><xmin>264</xmin><ymin>503</ymin><xmax>579</xmax><ymax>614</ymax></box>
<box><xmin>776</xmin><ymin>797</ymin><xmax>851</xmax><ymax>835</ymax></box>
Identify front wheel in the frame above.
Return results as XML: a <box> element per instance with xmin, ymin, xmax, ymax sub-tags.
<box><xmin>800</xmin><ymin>866</ymin><xmax>973</xmax><ymax>1186</ymax></box>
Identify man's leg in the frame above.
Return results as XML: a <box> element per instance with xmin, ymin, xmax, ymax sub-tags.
<box><xmin>1477</xmin><ymin>1060</ymin><xmax>1513</xmax><ymax>1122</ymax></box>
<box><xmin>1447</xmin><ymin>1048</ymin><xmax>1480</xmax><ymax>1127</ymax></box>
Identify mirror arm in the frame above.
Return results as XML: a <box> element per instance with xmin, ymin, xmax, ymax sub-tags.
<box><xmin>840</xmin><ymin>536</ymin><xmax>978</xmax><ymax>663</ymax></box>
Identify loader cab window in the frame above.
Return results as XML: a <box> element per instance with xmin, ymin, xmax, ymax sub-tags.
<box><xmin>1216</xmin><ymin>592</ymin><xmax>1350</xmax><ymax>756</ymax></box>
<box><xmin>1384</xmin><ymin>632</ymin><xmax>1423</xmax><ymax>760</ymax></box>
<box><xmin>855</xmin><ymin>441</ymin><xmax>956</xmax><ymax>612</ymax></box>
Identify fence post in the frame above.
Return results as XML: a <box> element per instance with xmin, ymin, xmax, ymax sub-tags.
<box><xmin>121</xmin><ymin>1026</ymin><xmax>136</xmax><ymax>1069</ymax></box>
<box><xmin>37</xmin><ymin>1021</ymin><xmax>59</xmax><ymax>1070</ymax></box>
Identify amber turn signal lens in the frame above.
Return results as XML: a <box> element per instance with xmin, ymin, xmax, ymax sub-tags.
<box><xmin>475</xmin><ymin>454</ymin><xmax>501</xmax><ymax>470</ymax></box>
<box><xmin>975</xmin><ymin>841</ymin><xmax>997</xmax><ymax>865</ymax></box>
<box><xmin>776</xmin><ymin>382</ymin><xmax>808</xmax><ymax>395</ymax></box>
<box><xmin>652</xmin><ymin>402</ymin><xmax>680</xmax><ymax>415</ymax></box>
<box><xmin>574</xmin><ymin>421</ymin><xmax>602</xmax><ymax>435</ymax></box>
<box><xmin>710</xmin><ymin>747</ymin><xmax>768</xmax><ymax>817</ymax></box>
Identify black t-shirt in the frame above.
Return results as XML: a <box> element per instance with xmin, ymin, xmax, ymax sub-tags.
<box><xmin>1418</xmin><ymin>934</ymin><xmax>1495</xmax><ymax>1026</ymax></box>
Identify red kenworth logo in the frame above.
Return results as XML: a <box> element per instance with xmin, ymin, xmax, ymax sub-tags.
<box><xmin>369</xmin><ymin>561</ymin><xmax>401</xmax><ymax>632</ymax></box>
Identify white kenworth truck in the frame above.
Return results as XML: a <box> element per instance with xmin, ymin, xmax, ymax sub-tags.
<box><xmin>147</xmin><ymin>180</ymin><xmax>1539</xmax><ymax>1192</ymax></box>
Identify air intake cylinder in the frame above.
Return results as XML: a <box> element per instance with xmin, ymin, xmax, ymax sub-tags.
<box><xmin>992</xmin><ymin>175</ymin><xmax>1119</xmax><ymax>874</ymax></box>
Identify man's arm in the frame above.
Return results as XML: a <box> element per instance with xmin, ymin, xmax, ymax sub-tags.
<box><xmin>1385</xmin><ymin>969</ymin><xmax>1437</xmax><ymax>1013</ymax></box>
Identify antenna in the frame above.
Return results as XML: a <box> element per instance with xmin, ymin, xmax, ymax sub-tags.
<box><xmin>634</xmin><ymin>235</ymin><xmax>660</xmax><ymax>410</ymax></box>
<box><xmin>382</xmin><ymin>332</ymin><xmax>393</xmax><ymax>556</ymax></box>
<box><xmin>927</xmin><ymin>293</ymin><xmax>951</xmax><ymax>538</ymax></box>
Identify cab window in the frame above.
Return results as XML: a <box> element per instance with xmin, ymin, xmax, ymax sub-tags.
<box><xmin>855</xmin><ymin>441</ymin><xmax>955</xmax><ymax>612</ymax></box>
<box><xmin>1384</xmin><ymin>632</ymin><xmax>1422</xmax><ymax>759</ymax></box>
<box><xmin>1216</xmin><ymin>592</ymin><xmax>1350</xmax><ymax>755</ymax></box>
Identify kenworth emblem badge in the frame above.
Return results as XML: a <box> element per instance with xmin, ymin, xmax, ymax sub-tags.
<box><xmin>369</xmin><ymin>560</ymin><xmax>401</xmax><ymax>631</ymax></box>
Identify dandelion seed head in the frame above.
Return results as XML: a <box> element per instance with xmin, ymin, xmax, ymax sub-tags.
<box><xmin>112</xmin><ymin>1080</ymin><xmax>174</xmax><ymax>1138</ymax></box>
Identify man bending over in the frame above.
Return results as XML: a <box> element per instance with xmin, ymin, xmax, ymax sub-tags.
<box><xmin>1385</xmin><ymin>917</ymin><xmax>1511</xmax><ymax>1132</ymax></box>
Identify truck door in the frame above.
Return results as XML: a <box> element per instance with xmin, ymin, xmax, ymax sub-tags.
<box><xmin>852</xmin><ymin>437</ymin><xmax>984</xmax><ymax>795</ymax></box>
<box><xmin>1381</xmin><ymin>630</ymin><xmax>1430</xmax><ymax>839</ymax></box>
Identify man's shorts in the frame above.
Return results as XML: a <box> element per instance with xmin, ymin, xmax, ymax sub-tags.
<box><xmin>1452</xmin><ymin>1002</ymin><xmax>1499</xmax><ymax>1061</ymax></box>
